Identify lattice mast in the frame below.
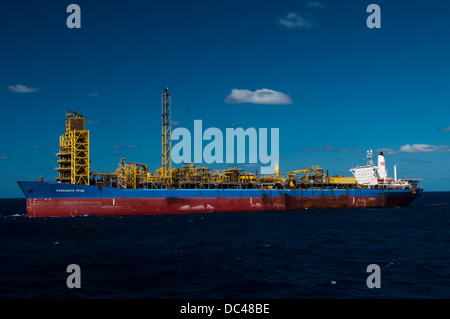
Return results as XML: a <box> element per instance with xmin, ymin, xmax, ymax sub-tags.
<box><xmin>161</xmin><ymin>88</ymin><xmax>172</xmax><ymax>180</ymax></box>
<box><xmin>55</xmin><ymin>110</ymin><xmax>90</xmax><ymax>185</ymax></box>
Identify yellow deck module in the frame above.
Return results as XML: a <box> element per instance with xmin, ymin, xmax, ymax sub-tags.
<box><xmin>329</xmin><ymin>176</ymin><xmax>356</xmax><ymax>184</ymax></box>
<box><xmin>55</xmin><ymin>110</ymin><xmax>90</xmax><ymax>185</ymax></box>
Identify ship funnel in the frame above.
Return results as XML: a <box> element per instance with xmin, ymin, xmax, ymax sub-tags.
<box><xmin>378</xmin><ymin>151</ymin><xmax>387</xmax><ymax>179</ymax></box>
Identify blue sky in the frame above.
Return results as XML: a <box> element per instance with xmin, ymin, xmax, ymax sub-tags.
<box><xmin>1</xmin><ymin>0</ymin><xmax>449</xmax><ymax>197</ymax></box>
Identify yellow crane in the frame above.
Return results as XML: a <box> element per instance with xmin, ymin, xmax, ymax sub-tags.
<box><xmin>287</xmin><ymin>165</ymin><xmax>324</xmax><ymax>187</ymax></box>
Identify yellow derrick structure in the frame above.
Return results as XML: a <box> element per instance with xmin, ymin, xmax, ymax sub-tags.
<box><xmin>161</xmin><ymin>88</ymin><xmax>172</xmax><ymax>181</ymax></box>
<box><xmin>55</xmin><ymin>110</ymin><xmax>90</xmax><ymax>185</ymax></box>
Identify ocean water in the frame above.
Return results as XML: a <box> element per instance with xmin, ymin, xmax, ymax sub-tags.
<box><xmin>0</xmin><ymin>192</ymin><xmax>449</xmax><ymax>299</ymax></box>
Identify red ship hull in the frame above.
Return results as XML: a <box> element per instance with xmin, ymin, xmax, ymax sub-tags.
<box><xmin>19</xmin><ymin>182</ymin><xmax>422</xmax><ymax>217</ymax></box>
<box><xmin>26</xmin><ymin>195</ymin><xmax>418</xmax><ymax>217</ymax></box>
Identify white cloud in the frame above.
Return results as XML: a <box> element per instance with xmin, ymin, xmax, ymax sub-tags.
<box><xmin>377</xmin><ymin>148</ymin><xmax>397</xmax><ymax>155</ymax></box>
<box><xmin>278</xmin><ymin>12</ymin><xmax>316</xmax><ymax>29</ymax></box>
<box><xmin>300</xmin><ymin>144</ymin><xmax>361</xmax><ymax>153</ymax></box>
<box><xmin>399</xmin><ymin>144</ymin><xmax>450</xmax><ymax>153</ymax></box>
<box><xmin>86</xmin><ymin>119</ymin><xmax>116</xmax><ymax>125</ymax></box>
<box><xmin>440</xmin><ymin>127</ymin><xmax>450</xmax><ymax>132</ymax></box>
<box><xmin>113</xmin><ymin>145</ymin><xmax>140</xmax><ymax>149</ymax></box>
<box><xmin>8</xmin><ymin>84</ymin><xmax>39</xmax><ymax>93</ymax></box>
<box><xmin>304</xmin><ymin>1</ymin><xmax>325</xmax><ymax>9</ymax></box>
<box><xmin>86</xmin><ymin>119</ymin><xmax>100</xmax><ymax>124</ymax></box>
<box><xmin>0</xmin><ymin>156</ymin><xmax>7</xmax><ymax>160</ymax></box>
<box><xmin>83</xmin><ymin>92</ymin><xmax>99</xmax><ymax>96</ymax></box>
<box><xmin>378</xmin><ymin>144</ymin><xmax>450</xmax><ymax>154</ymax></box>
<box><xmin>225</xmin><ymin>88</ymin><xmax>293</xmax><ymax>105</ymax></box>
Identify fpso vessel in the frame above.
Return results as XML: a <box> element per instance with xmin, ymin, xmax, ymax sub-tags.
<box><xmin>18</xmin><ymin>89</ymin><xmax>422</xmax><ymax>217</ymax></box>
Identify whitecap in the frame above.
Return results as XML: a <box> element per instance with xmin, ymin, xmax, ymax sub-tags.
<box><xmin>2</xmin><ymin>213</ymin><xmax>25</xmax><ymax>218</ymax></box>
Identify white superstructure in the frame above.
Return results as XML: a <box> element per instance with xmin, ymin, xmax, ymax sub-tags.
<box><xmin>350</xmin><ymin>150</ymin><xmax>421</xmax><ymax>189</ymax></box>
<box><xmin>350</xmin><ymin>150</ymin><xmax>380</xmax><ymax>186</ymax></box>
